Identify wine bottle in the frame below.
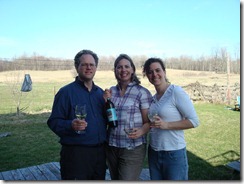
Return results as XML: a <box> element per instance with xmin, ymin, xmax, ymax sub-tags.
<box><xmin>105</xmin><ymin>98</ymin><xmax>118</xmax><ymax>128</ymax></box>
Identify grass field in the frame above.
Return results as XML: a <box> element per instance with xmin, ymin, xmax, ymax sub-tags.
<box><xmin>0</xmin><ymin>70</ymin><xmax>241</xmax><ymax>180</ymax></box>
<box><xmin>0</xmin><ymin>69</ymin><xmax>240</xmax><ymax>113</ymax></box>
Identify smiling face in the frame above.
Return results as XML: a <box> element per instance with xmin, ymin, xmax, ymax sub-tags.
<box><xmin>115</xmin><ymin>58</ymin><xmax>134</xmax><ymax>84</ymax></box>
<box><xmin>76</xmin><ymin>54</ymin><xmax>97</xmax><ymax>82</ymax></box>
<box><xmin>146</xmin><ymin>62</ymin><xmax>167</xmax><ymax>87</ymax></box>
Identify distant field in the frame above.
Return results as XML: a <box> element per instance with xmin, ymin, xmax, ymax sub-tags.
<box><xmin>0</xmin><ymin>69</ymin><xmax>239</xmax><ymax>114</ymax></box>
<box><xmin>0</xmin><ymin>69</ymin><xmax>240</xmax><ymax>93</ymax></box>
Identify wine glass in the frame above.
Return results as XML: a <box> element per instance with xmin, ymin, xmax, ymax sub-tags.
<box><xmin>75</xmin><ymin>104</ymin><xmax>87</xmax><ymax>134</ymax></box>
<box><xmin>124</xmin><ymin>118</ymin><xmax>135</xmax><ymax>150</ymax></box>
<box><xmin>148</xmin><ymin>109</ymin><xmax>158</xmax><ymax>133</ymax></box>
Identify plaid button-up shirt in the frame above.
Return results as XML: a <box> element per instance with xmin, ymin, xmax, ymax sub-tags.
<box><xmin>107</xmin><ymin>82</ymin><xmax>152</xmax><ymax>148</ymax></box>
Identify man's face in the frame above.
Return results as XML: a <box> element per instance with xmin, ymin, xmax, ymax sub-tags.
<box><xmin>76</xmin><ymin>54</ymin><xmax>97</xmax><ymax>82</ymax></box>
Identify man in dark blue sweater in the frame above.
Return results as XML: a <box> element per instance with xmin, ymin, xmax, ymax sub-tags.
<box><xmin>47</xmin><ymin>50</ymin><xmax>107</xmax><ymax>180</ymax></box>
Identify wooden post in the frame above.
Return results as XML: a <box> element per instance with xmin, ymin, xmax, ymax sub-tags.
<box><xmin>54</xmin><ymin>86</ymin><xmax>56</xmax><ymax>96</ymax></box>
<box><xmin>226</xmin><ymin>53</ymin><xmax>231</xmax><ymax>105</ymax></box>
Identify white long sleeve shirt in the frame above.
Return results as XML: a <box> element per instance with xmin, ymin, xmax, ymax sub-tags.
<box><xmin>149</xmin><ymin>84</ymin><xmax>199</xmax><ymax>151</ymax></box>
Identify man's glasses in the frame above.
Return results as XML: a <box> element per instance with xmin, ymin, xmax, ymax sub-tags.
<box><xmin>80</xmin><ymin>63</ymin><xmax>96</xmax><ymax>68</ymax></box>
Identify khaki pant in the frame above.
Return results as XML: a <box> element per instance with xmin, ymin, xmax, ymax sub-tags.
<box><xmin>105</xmin><ymin>143</ymin><xmax>146</xmax><ymax>180</ymax></box>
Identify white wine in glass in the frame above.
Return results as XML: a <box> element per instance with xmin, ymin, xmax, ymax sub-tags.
<box><xmin>148</xmin><ymin>109</ymin><xmax>158</xmax><ymax>133</ymax></box>
<box><xmin>75</xmin><ymin>104</ymin><xmax>87</xmax><ymax>134</ymax></box>
<box><xmin>124</xmin><ymin>117</ymin><xmax>135</xmax><ymax>150</ymax></box>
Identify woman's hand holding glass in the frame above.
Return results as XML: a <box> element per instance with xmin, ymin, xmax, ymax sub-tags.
<box><xmin>148</xmin><ymin>110</ymin><xmax>158</xmax><ymax>132</ymax></box>
<box><xmin>153</xmin><ymin>116</ymin><xmax>169</xmax><ymax>130</ymax></box>
<box><xmin>149</xmin><ymin>113</ymin><xmax>169</xmax><ymax>130</ymax></box>
<box><xmin>124</xmin><ymin>126</ymin><xmax>136</xmax><ymax>150</ymax></box>
<box><xmin>124</xmin><ymin>116</ymin><xmax>136</xmax><ymax>150</ymax></box>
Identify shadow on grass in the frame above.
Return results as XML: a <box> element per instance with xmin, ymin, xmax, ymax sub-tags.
<box><xmin>188</xmin><ymin>150</ymin><xmax>240</xmax><ymax>180</ymax></box>
<box><xmin>0</xmin><ymin>112</ymin><xmax>241</xmax><ymax>180</ymax></box>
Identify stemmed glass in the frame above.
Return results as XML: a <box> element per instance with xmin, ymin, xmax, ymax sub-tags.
<box><xmin>148</xmin><ymin>109</ymin><xmax>158</xmax><ymax>133</ymax></box>
<box><xmin>75</xmin><ymin>104</ymin><xmax>87</xmax><ymax>134</ymax></box>
<box><xmin>124</xmin><ymin>118</ymin><xmax>135</xmax><ymax>150</ymax></box>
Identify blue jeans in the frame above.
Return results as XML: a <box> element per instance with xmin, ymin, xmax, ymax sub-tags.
<box><xmin>148</xmin><ymin>145</ymin><xmax>188</xmax><ymax>180</ymax></box>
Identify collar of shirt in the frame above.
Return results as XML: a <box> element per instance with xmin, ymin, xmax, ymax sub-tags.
<box><xmin>115</xmin><ymin>81</ymin><xmax>137</xmax><ymax>91</ymax></box>
<box><xmin>75</xmin><ymin>76</ymin><xmax>98</xmax><ymax>91</ymax></box>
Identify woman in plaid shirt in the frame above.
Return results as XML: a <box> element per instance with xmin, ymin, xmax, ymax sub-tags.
<box><xmin>104</xmin><ymin>54</ymin><xmax>152</xmax><ymax>180</ymax></box>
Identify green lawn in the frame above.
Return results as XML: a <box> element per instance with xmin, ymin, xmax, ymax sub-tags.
<box><xmin>0</xmin><ymin>82</ymin><xmax>241</xmax><ymax>180</ymax></box>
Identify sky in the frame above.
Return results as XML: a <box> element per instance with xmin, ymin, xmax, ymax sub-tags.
<box><xmin>0</xmin><ymin>0</ymin><xmax>241</xmax><ymax>60</ymax></box>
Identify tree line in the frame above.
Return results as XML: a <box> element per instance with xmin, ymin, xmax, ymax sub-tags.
<box><xmin>0</xmin><ymin>49</ymin><xmax>240</xmax><ymax>74</ymax></box>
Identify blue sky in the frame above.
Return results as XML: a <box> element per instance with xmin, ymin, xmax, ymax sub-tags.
<box><xmin>0</xmin><ymin>0</ymin><xmax>240</xmax><ymax>60</ymax></box>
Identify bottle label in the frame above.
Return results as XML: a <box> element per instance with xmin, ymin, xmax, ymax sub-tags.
<box><xmin>107</xmin><ymin>108</ymin><xmax>118</xmax><ymax>121</ymax></box>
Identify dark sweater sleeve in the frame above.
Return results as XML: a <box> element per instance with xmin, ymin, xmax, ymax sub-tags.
<box><xmin>47</xmin><ymin>88</ymin><xmax>75</xmax><ymax>137</ymax></box>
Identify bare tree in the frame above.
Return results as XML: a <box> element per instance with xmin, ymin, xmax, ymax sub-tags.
<box><xmin>0</xmin><ymin>48</ymin><xmax>240</xmax><ymax>73</ymax></box>
<box><xmin>5</xmin><ymin>72</ymin><xmax>32</xmax><ymax>116</ymax></box>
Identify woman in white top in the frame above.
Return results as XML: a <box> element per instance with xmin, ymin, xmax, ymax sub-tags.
<box><xmin>142</xmin><ymin>57</ymin><xmax>199</xmax><ymax>180</ymax></box>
